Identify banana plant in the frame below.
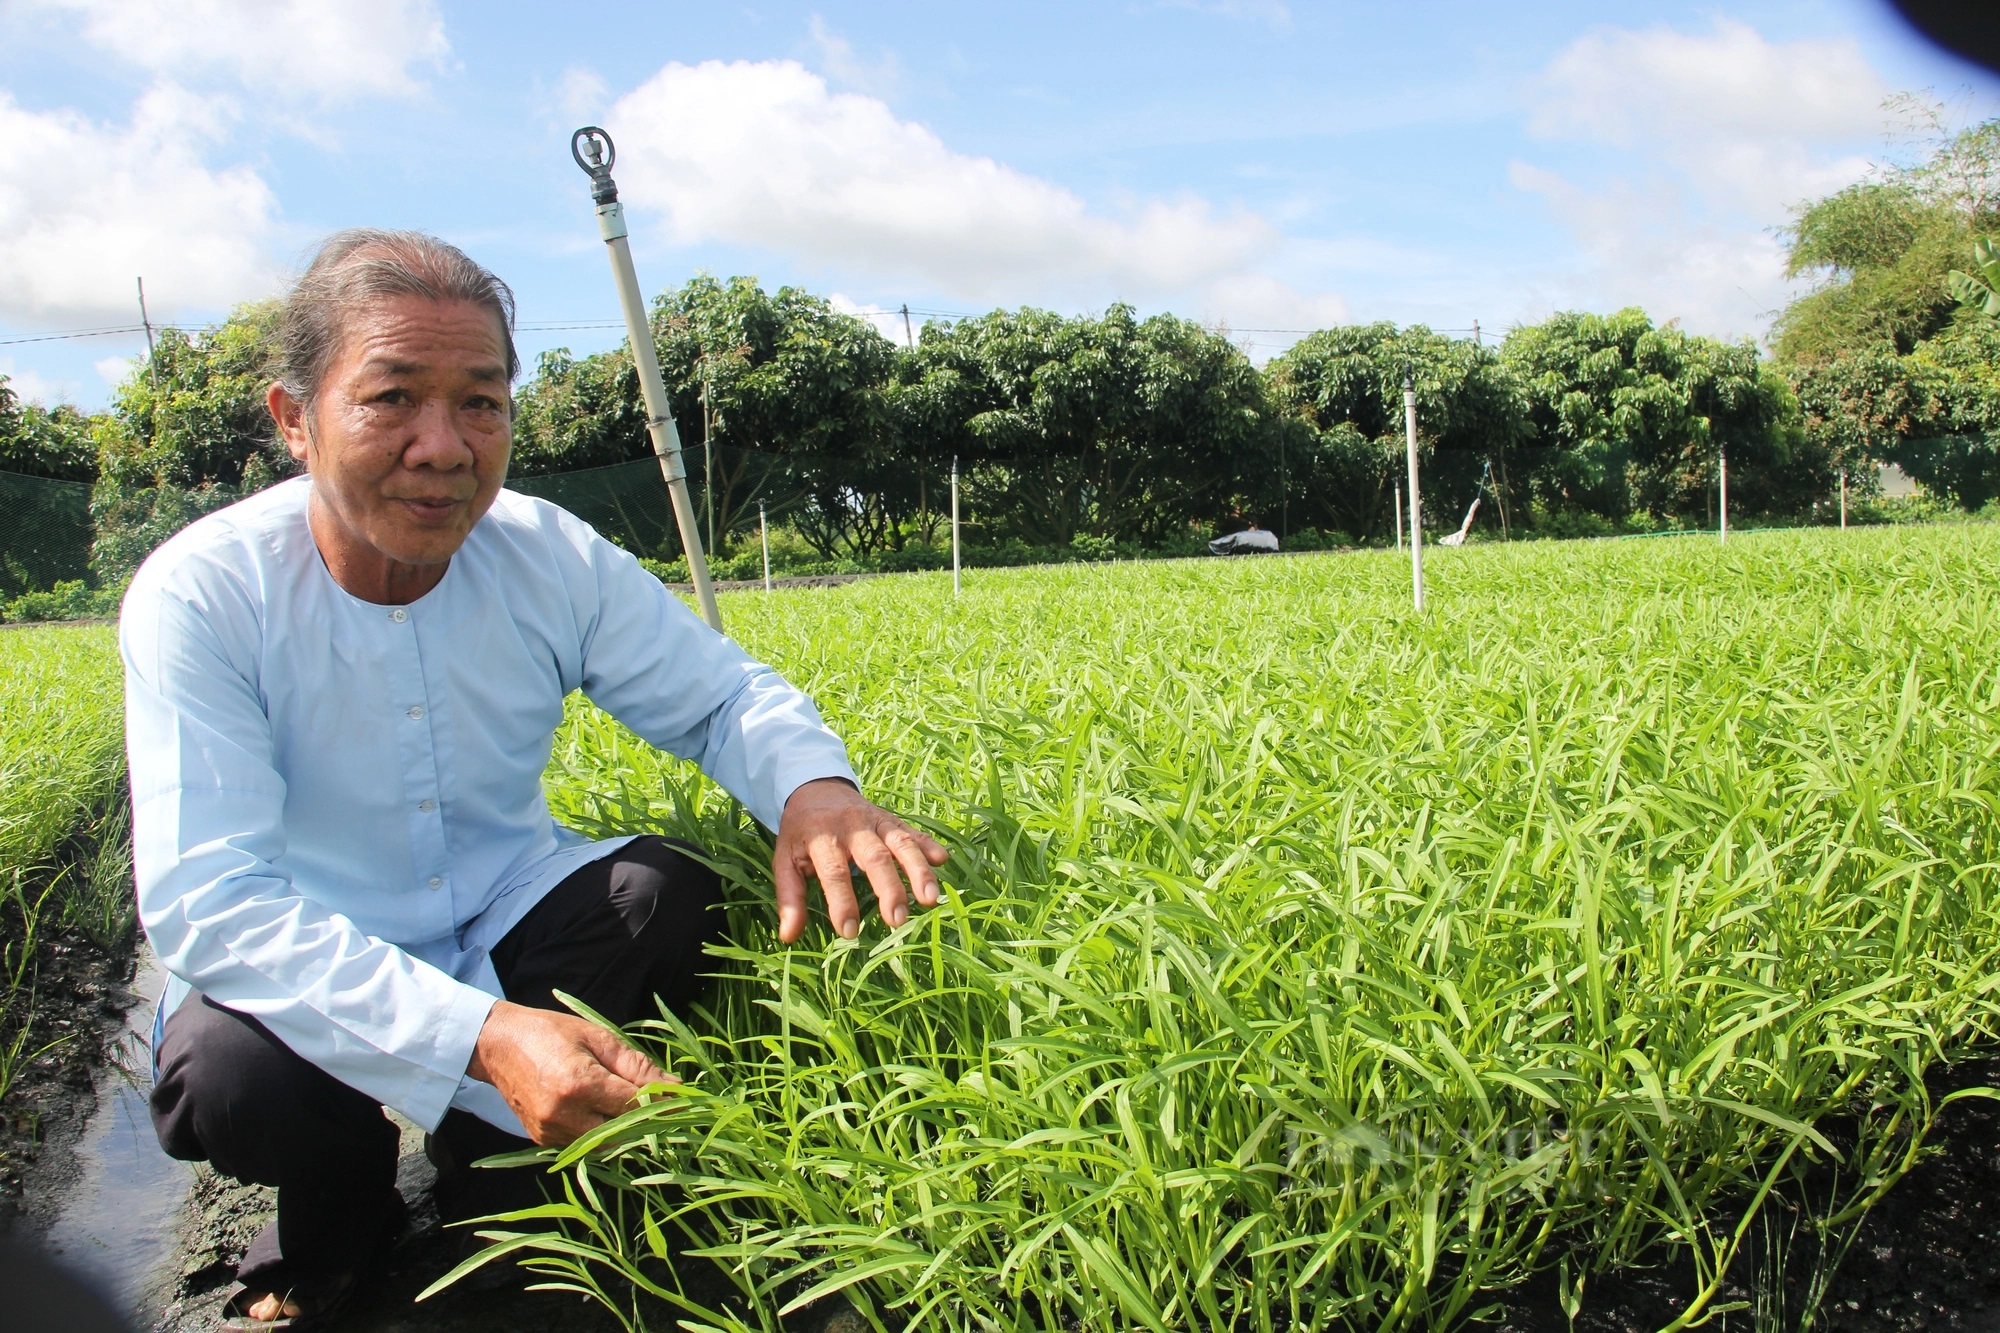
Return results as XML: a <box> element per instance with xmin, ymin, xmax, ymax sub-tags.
<box><xmin>1946</xmin><ymin>236</ymin><xmax>2000</xmax><ymax>320</ymax></box>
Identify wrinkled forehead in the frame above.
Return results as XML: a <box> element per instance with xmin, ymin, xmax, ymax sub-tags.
<box><xmin>330</xmin><ymin>293</ymin><xmax>513</xmax><ymax>382</ymax></box>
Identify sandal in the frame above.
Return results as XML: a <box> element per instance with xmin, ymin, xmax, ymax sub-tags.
<box><xmin>220</xmin><ymin>1193</ymin><xmax>407</xmax><ymax>1330</ymax></box>
<box><xmin>218</xmin><ymin>1267</ymin><xmax>364</xmax><ymax>1331</ymax></box>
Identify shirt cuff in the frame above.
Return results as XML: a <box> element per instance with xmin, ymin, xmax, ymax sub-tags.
<box><xmin>768</xmin><ymin>761</ymin><xmax>863</xmax><ymax>827</ymax></box>
<box><xmin>401</xmin><ymin>981</ymin><xmax>501</xmax><ymax>1132</ymax></box>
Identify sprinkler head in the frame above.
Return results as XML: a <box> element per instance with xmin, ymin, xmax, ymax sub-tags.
<box><xmin>571</xmin><ymin>126</ymin><xmax>619</xmax><ymax>205</ymax></box>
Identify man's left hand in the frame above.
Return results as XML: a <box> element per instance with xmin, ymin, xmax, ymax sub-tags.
<box><xmin>772</xmin><ymin>778</ymin><xmax>948</xmax><ymax>943</ymax></box>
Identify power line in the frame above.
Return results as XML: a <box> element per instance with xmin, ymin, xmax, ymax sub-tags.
<box><xmin>0</xmin><ymin>325</ymin><xmax>149</xmax><ymax>347</ymax></box>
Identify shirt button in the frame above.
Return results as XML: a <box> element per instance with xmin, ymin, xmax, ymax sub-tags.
<box><xmin>417</xmin><ymin>799</ymin><xmax>436</xmax><ymax>813</ymax></box>
<box><xmin>406</xmin><ymin>705</ymin><xmax>425</xmax><ymax>720</ymax></box>
<box><xmin>427</xmin><ymin>875</ymin><xmax>443</xmax><ymax>889</ymax></box>
<box><xmin>389</xmin><ymin>608</ymin><xmax>407</xmax><ymax>623</ymax></box>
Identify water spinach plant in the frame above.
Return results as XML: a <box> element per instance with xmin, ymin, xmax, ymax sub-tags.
<box><xmin>0</xmin><ymin>625</ymin><xmax>128</xmax><ymax>1103</ymax></box>
<box><xmin>479</xmin><ymin>528</ymin><xmax>1995</xmax><ymax>1329</ymax></box>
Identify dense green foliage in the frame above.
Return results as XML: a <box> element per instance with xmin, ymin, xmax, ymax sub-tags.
<box><xmin>0</xmin><ymin>374</ymin><xmax>97</xmax><ymax>483</ymax></box>
<box><xmin>1775</xmin><ymin>115</ymin><xmax>2000</xmax><ymax>511</ymax></box>
<box><xmin>1774</xmin><ymin>115</ymin><xmax>2000</xmax><ymax>363</ymax></box>
<box><xmin>1263</xmin><ymin>323</ymin><xmax>1525</xmax><ymax>542</ymax></box>
<box><xmin>442</xmin><ymin>527</ymin><xmax>2000</xmax><ymax>1331</ymax></box>
<box><xmin>897</xmin><ymin>305</ymin><xmax>1268</xmax><ymax>548</ymax></box>
<box><xmin>88</xmin><ymin>303</ymin><xmax>299</xmax><ymax>582</ymax></box>
<box><xmin>1946</xmin><ymin>236</ymin><xmax>2000</xmax><ymax>321</ymax></box>
<box><xmin>0</xmin><ymin>626</ymin><xmax>130</xmax><ymax>1104</ymax></box>
<box><xmin>1502</xmin><ymin>311</ymin><xmax>1821</xmax><ymax>522</ymax></box>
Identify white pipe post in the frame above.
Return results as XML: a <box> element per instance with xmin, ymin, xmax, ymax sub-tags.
<box><xmin>759</xmin><ymin>499</ymin><xmax>772</xmax><ymax>593</ymax></box>
<box><xmin>951</xmin><ymin>454</ymin><xmax>962</xmax><ymax>596</ymax></box>
<box><xmin>701</xmin><ymin>372</ymin><xmax>715</xmax><ymax>558</ymax></box>
<box><xmin>1839</xmin><ymin>467</ymin><xmax>1848</xmax><ymax>530</ymax></box>
<box><xmin>1403</xmin><ymin>371</ymin><xmax>1425</xmax><ymax>613</ymax></box>
<box><xmin>1394</xmin><ymin>483</ymin><xmax>1403</xmax><ymax>552</ymax></box>
<box><xmin>1719</xmin><ymin>447</ymin><xmax>1729</xmax><ymax>546</ymax></box>
<box><xmin>571</xmin><ymin>129</ymin><xmax>723</xmax><ymax>631</ymax></box>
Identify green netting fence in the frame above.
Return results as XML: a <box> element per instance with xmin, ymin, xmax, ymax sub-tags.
<box><xmin>0</xmin><ymin>469</ymin><xmax>93</xmax><ymax>601</ymax></box>
<box><xmin>509</xmin><ymin>443</ymin><xmax>955</xmax><ymax>565</ymax></box>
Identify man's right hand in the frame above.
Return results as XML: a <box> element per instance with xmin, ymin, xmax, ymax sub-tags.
<box><xmin>465</xmin><ymin>1000</ymin><xmax>676</xmax><ymax>1146</ymax></box>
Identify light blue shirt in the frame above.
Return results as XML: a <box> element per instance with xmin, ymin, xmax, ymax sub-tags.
<box><xmin>121</xmin><ymin>476</ymin><xmax>856</xmax><ymax>1135</ymax></box>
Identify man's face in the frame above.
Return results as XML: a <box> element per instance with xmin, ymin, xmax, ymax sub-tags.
<box><xmin>271</xmin><ymin>295</ymin><xmax>512</xmax><ymax>584</ymax></box>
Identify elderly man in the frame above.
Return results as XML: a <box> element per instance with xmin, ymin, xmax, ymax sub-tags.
<box><xmin>124</xmin><ymin>230</ymin><xmax>946</xmax><ymax>1330</ymax></box>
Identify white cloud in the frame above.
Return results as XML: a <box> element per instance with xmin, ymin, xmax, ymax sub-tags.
<box><xmin>22</xmin><ymin>0</ymin><xmax>449</xmax><ymax>102</ymax></box>
<box><xmin>604</xmin><ymin>58</ymin><xmax>1278</xmax><ymax>303</ymax></box>
<box><xmin>828</xmin><ymin>293</ymin><xmax>914</xmax><ymax>345</ymax></box>
<box><xmin>0</xmin><ymin>359</ymin><xmax>77</xmax><ymax>405</ymax></box>
<box><xmin>94</xmin><ymin>354</ymin><xmax>140</xmax><ymax>389</ymax></box>
<box><xmin>1196</xmin><ymin>272</ymin><xmax>1347</xmax><ymax>356</ymax></box>
<box><xmin>1511</xmin><ymin>20</ymin><xmax>1891</xmax><ymax>338</ymax></box>
<box><xmin>1529</xmin><ymin>20</ymin><xmax>1886</xmax><ymax>147</ymax></box>
<box><xmin>0</xmin><ymin>85</ymin><xmax>281</xmax><ymax>322</ymax></box>
<box><xmin>553</xmin><ymin>65</ymin><xmax>610</xmax><ymax>126</ymax></box>
<box><xmin>1506</xmin><ymin>162</ymin><xmax>1792</xmax><ymax>336</ymax></box>
<box><xmin>806</xmin><ymin>17</ymin><xmax>905</xmax><ymax>98</ymax></box>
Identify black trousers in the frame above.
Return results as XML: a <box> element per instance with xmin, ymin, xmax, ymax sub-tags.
<box><xmin>148</xmin><ymin>837</ymin><xmax>724</xmax><ymax>1290</ymax></box>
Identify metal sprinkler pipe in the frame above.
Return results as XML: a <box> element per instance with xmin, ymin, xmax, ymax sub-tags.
<box><xmin>1403</xmin><ymin>370</ymin><xmax>1425</xmax><ymax>612</ymax></box>
<box><xmin>571</xmin><ymin>126</ymin><xmax>723</xmax><ymax>632</ymax></box>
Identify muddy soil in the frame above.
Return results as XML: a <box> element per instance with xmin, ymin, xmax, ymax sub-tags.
<box><xmin>0</xmin><ymin>919</ymin><xmax>137</xmax><ymax>1235</ymax></box>
<box><xmin>1494</xmin><ymin>1056</ymin><xmax>2000</xmax><ymax>1332</ymax></box>
<box><xmin>148</xmin><ymin>1128</ymin><xmax>872</xmax><ymax>1332</ymax></box>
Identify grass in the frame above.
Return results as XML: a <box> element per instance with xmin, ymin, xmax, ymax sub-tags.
<box><xmin>440</xmin><ymin>526</ymin><xmax>2000</xmax><ymax>1332</ymax></box>
<box><xmin>0</xmin><ymin>624</ymin><xmax>130</xmax><ymax>1104</ymax></box>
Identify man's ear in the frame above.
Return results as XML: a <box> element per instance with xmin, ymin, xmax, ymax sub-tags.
<box><xmin>267</xmin><ymin>381</ymin><xmax>311</xmax><ymax>466</ymax></box>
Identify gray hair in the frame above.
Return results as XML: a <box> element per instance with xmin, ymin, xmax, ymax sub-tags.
<box><xmin>274</xmin><ymin>229</ymin><xmax>519</xmax><ymax>419</ymax></box>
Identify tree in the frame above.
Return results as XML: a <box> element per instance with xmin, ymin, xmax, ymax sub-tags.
<box><xmin>1268</xmin><ymin>323</ymin><xmax>1526</xmax><ymax>542</ymax></box>
<box><xmin>0</xmin><ymin>375</ymin><xmax>101</xmax><ymax>599</ymax></box>
<box><xmin>512</xmin><ymin>276</ymin><xmax>897</xmax><ymax>557</ymax></box>
<box><xmin>1895</xmin><ymin>319</ymin><xmax>2000</xmax><ymax>509</ymax></box>
<box><xmin>90</xmin><ymin>302</ymin><xmax>297</xmax><ymax>581</ymax></box>
<box><xmin>892</xmin><ymin>305</ymin><xmax>1269</xmax><ymax>548</ymax></box>
<box><xmin>1502</xmin><ymin>310</ymin><xmax>1810</xmax><ymax>525</ymax></box>
<box><xmin>0</xmin><ymin>375</ymin><xmax>98</xmax><ymax>483</ymax></box>
<box><xmin>1946</xmin><ymin>236</ymin><xmax>2000</xmax><ymax>320</ymax></box>
<box><xmin>1774</xmin><ymin>113</ymin><xmax>2000</xmax><ymax>363</ymax></box>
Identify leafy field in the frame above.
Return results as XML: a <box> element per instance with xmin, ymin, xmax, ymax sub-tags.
<box><xmin>0</xmin><ymin>624</ymin><xmax>128</xmax><ymax>1103</ymax></box>
<box><xmin>511</xmin><ymin>527</ymin><xmax>2000</xmax><ymax>1332</ymax></box>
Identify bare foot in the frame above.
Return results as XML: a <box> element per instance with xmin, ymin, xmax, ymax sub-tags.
<box><xmin>245</xmin><ymin>1291</ymin><xmax>302</xmax><ymax>1322</ymax></box>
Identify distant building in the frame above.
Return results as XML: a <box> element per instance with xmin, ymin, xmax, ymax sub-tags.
<box><xmin>1879</xmin><ymin>463</ymin><xmax>1920</xmax><ymax>498</ymax></box>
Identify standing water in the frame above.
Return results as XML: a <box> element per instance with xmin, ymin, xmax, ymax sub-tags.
<box><xmin>40</xmin><ymin>947</ymin><xmax>193</xmax><ymax>1316</ymax></box>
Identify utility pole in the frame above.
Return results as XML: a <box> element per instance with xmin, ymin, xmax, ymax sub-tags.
<box><xmin>951</xmin><ymin>454</ymin><xmax>961</xmax><ymax>596</ymax></box>
<box><xmin>900</xmin><ymin>303</ymin><xmax>915</xmax><ymax>350</ymax></box>
<box><xmin>1404</xmin><ymin>370</ymin><xmax>1425</xmax><ymax>612</ymax></box>
<box><xmin>136</xmin><ymin>277</ymin><xmax>157</xmax><ymax>389</ymax></box>
<box><xmin>1471</xmin><ymin>318</ymin><xmax>1481</xmax><ymax>348</ymax></box>
<box><xmin>570</xmin><ymin>127</ymin><xmax>722</xmax><ymax>630</ymax></box>
<box><xmin>759</xmin><ymin>500</ymin><xmax>772</xmax><ymax>592</ymax></box>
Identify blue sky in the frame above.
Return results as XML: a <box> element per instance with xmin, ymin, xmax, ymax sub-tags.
<box><xmin>2</xmin><ymin>0</ymin><xmax>1995</xmax><ymax>409</ymax></box>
